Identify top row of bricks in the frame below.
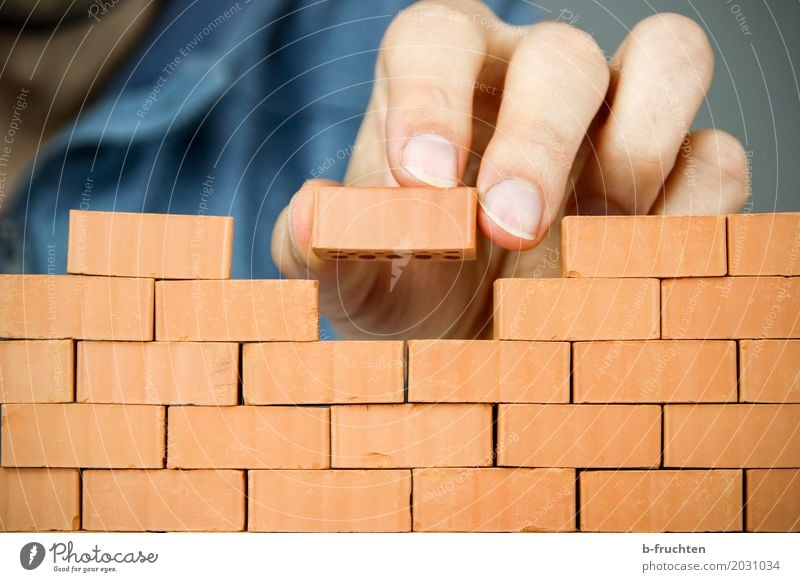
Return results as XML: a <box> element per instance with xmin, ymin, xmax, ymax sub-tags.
<box><xmin>66</xmin><ymin>188</ymin><xmax>799</xmax><ymax>279</ymax></box>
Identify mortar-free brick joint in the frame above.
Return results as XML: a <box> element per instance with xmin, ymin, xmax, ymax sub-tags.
<box><xmin>1</xmin><ymin>188</ymin><xmax>798</xmax><ymax>532</ymax></box>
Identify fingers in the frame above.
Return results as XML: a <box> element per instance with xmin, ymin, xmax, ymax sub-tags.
<box><xmin>651</xmin><ymin>129</ymin><xmax>749</xmax><ymax>215</ymax></box>
<box><xmin>576</xmin><ymin>13</ymin><xmax>715</xmax><ymax>214</ymax></box>
<box><xmin>476</xmin><ymin>22</ymin><xmax>609</xmax><ymax>249</ymax></box>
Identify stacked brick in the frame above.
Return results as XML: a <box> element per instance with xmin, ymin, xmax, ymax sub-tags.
<box><xmin>1</xmin><ymin>200</ymin><xmax>798</xmax><ymax>533</ymax></box>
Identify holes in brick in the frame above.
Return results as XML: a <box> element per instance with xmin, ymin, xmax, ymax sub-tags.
<box><xmin>443</xmin><ymin>255</ymin><xmax>461</xmax><ymax>260</ymax></box>
<box><xmin>386</xmin><ymin>254</ymin><xmax>402</xmax><ymax>259</ymax></box>
<box><xmin>415</xmin><ymin>254</ymin><xmax>432</xmax><ymax>260</ymax></box>
<box><xmin>359</xmin><ymin>254</ymin><xmax>376</xmax><ymax>260</ymax></box>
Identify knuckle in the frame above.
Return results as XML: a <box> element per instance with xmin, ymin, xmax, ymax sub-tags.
<box><xmin>632</xmin><ymin>13</ymin><xmax>714</xmax><ymax>80</ymax></box>
<box><xmin>526</xmin><ymin>22</ymin><xmax>609</xmax><ymax>83</ymax></box>
<box><xmin>693</xmin><ymin>129</ymin><xmax>748</xmax><ymax>187</ymax></box>
<box><xmin>386</xmin><ymin>1</ymin><xmax>487</xmax><ymax>47</ymax></box>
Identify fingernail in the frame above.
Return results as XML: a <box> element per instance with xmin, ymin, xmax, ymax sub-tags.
<box><xmin>401</xmin><ymin>133</ymin><xmax>458</xmax><ymax>187</ymax></box>
<box><xmin>479</xmin><ymin>179</ymin><xmax>543</xmax><ymax>240</ymax></box>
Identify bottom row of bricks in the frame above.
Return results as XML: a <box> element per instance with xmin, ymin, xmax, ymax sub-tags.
<box><xmin>1</xmin><ymin>468</ymin><xmax>797</xmax><ymax>532</ymax></box>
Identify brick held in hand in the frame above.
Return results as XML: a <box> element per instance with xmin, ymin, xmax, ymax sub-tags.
<box><xmin>746</xmin><ymin>469</ymin><xmax>800</xmax><ymax>532</ymax></box>
<box><xmin>580</xmin><ymin>470</ymin><xmax>742</xmax><ymax>532</ymax></box>
<box><xmin>728</xmin><ymin>213</ymin><xmax>800</xmax><ymax>275</ymax></box>
<box><xmin>412</xmin><ymin>468</ymin><xmax>575</xmax><ymax>532</ymax></box>
<box><xmin>248</xmin><ymin>470</ymin><xmax>410</xmax><ymax>532</ymax></box>
<box><xmin>83</xmin><ymin>470</ymin><xmax>245</xmax><ymax>532</ymax></box>
<box><xmin>67</xmin><ymin>210</ymin><xmax>234</xmax><ymax>279</ymax></box>
<box><xmin>407</xmin><ymin>339</ymin><xmax>569</xmax><ymax>403</ymax></box>
<box><xmin>0</xmin><ymin>275</ymin><xmax>154</xmax><ymax>340</ymax></box>
<box><xmin>739</xmin><ymin>340</ymin><xmax>800</xmax><ymax>403</ymax></box>
<box><xmin>155</xmin><ymin>279</ymin><xmax>318</xmax><ymax>341</ymax></box>
<box><xmin>0</xmin><ymin>468</ymin><xmax>80</xmax><ymax>531</ymax></box>
<box><xmin>561</xmin><ymin>215</ymin><xmax>727</xmax><ymax>277</ymax></box>
<box><xmin>311</xmin><ymin>186</ymin><xmax>477</xmax><ymax>260</ymax></box>
<box><xmin>243</xmin><ymin>341</ymin><xmax>403</xmax><ymax>404</ymax></box>
<box><xmin>0</xmin><ymin>340</ymin><xmax>74</xmax><ymax>403</ymax></box>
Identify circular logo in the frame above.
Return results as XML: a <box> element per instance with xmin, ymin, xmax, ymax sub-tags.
<box><xmin>19</xmin><ymin>542</ymin><xmax>45</xmax><ymax>570</ymax></box>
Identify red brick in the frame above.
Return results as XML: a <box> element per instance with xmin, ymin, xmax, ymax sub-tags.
<box><xmin>67</xmin><ymin>210</ymin><xmax>233</xmax><ymax>279</ymax></box>
<box><xmin>167</xmin><ymin>406</ymin><xmax>329</xmax><ymax>469</ymax></box>
<box><xmin>665</xmin><ymin>404</ymin><xmax>800</xmax><ymax>468</ymax></box>
<box><xmin>331</xmin><ymin>404</ymin><xmax>492</xmax><ymax>468</ymax></box>
<box><xmin>661</xmin><ymin>277</ymin><xmax>800</xmax><ymax>339</ymax></box>
<box><xmin>0</xmin><ymin>341</ymin><xmax>73</xmax><ymax>403</ymax></box>
<box><xmin>580</xmin><ymin>470</ymin><xmax>742</xmax><ymax>532</ymax></box>
<box><xmin>746</xmin><ymin>469</ymin><xmax>800</xmax><ymax>532</ymax></box>
<box><xmin>77</xmin><ymin>341</ymin><xmax>238</xmax><ymax>405</ymax></box>
<box><xmin>562</xmin><ymin>215</ymin><xmax>726</xmax><ymax>277</ymax></box>
<box><xmin>408</xmin><ymin>340</ymin><xmax>569</xmax><ymax>403</ymax></box>
<box><xmin>494</xmin><ymin>278</ymin><xmax>660</xmax><ymax>340</ymax></box>
<box><xmin>156</xmin><ymin>280</ymin><xmax>318</xmax><ymax>341</ymax></box>
<box><xmin>83</xmin><ymin>470</ymin><xmax>245</xmax><ymax>531</ymax></box>
<box><xmin>740</xmin><ymin>340</ymin><xmax>800</xmax><ymax>402</ymax></box>
<box><xmin>1</xmin><ymin>404</ymin><xmax>164</xmax><ymax>468</ymax></box>
<box><xmin>248</xmin><ymin>470</ymin><xmax>410</xmax><ymax>532</ymax></box>
<box><xmin>498</xmin><ymin>405</ymin><xmax>661</xmax><ymax>468</ymax></box>
<box><xmin>0</xmin><ymin>468</ymin><xmax>80</xmax><ymax>531</ymax></box>
<box><xmin>243</xmin><ymin>341</ymin><xmax>403</xmax><ymax>404</ymax></box>
<box><xmin>573</xmin><ymin>340</ymin><xmax>736</xmax><ymax>403</ymax></box>
<box><xmin>728</xmin><ymin>213</ymin><xmax>800</xmax><ymax>275</ymax></box>
<box><xmin>412</xmin><ymin>468</ymin><xmax>575</xmax><ymax>532</ymax></box>
<box><xmin>0</xmin><ymin>275</ymin><xmax>153</xmax><ymax>340</ymax></box>
<box><xmin>312</xmin><ymin>186</ymin><xmax>477</xmax><ymax>260</ymax></box>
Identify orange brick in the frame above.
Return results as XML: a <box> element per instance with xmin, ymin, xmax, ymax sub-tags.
<box><xmin>665</xmin><ymin>404</ymin><xmax>800</xmax><ymax>468</ymax></box>
<box><xmin>243</xmin><ymin>341</ymin><xmax>403</xmax><ymax>404</ymax></box>
<box><xmin>407</xmin><ymin>340</ymin><xmax>569</xmax><ymax>403</ymax></box>
<box><xmin>0</xmin><ymin>468</ymin><xmax>80</xmax><ymax>531</ymax></box>
<box><xmin>0</xmin><ymin>341</ymin><xmax>73</xmax><ymax>403</ymax></box>
<box><xmin>562</xmin><ymin>215</ymin><xmax>727</xmax><ymax>277</ymax></box>
<box><xmin>248</xmin><ymin>470</ymin><xmax>410</xmax><ymax>532</ymax></box>
<box><xmin>331</xmin><ymin>404</ymin><xmax>492</xmax><ymax>468</ymax></box>
<box><xmin>312</xmin><ymin>186</ymin><xmax>477</xmax><ymax>260</ymax></box>
<box><xmin>746</xmin><ymin>469</ymin><xmax>800</xmax><ymax>532</ymax></box>
<box><xmin>573</xmin><ymin>340</ymin><xmax>736</xmax><ymax>403</ymax></box>
<box><xmin>156</xmin><ymin>280</ymin><xmax>318</xmax><ymax>341</ymax></box>
<box><xmin>661</xmin><ymin>277</ymin><xmax>800</xmax><ymax>339</ymax></box>
<box><xmin>167</xmin><ymin>406</ymin><xmax>329</xmax><ymax>469</ymax></box>
<box><xmin>498</xmin><ymin>405</ymin><xmax>661</xmax><ymax>468</ymax></box>
<box><xmin>67</xmin><ymin>210</ymin><xmax>233</xmax><ymax>279</ymax></box>
<box><xmin>0</xmin><ymin>275</ymin><xmax>153</xmax><ymax>340</ymax></box>
<box><xmin>728</xmin><ymin>213</ymin><xmax>800</xmax><ymax>275</ymax></box>
<box><xmin>413</xmin><ymin>468</ymin><xmax>575</xmax><ymax>532</ymax></box>
<box><xmin>580</xmin><ymin>470</ymin><xmax>742</xmax><ymax>532</ymax></box>
<box><xmin>0</xmin><ymin>403</ymin><xmax>164</xmax><ymax>468</ymax></box>
<box><xmin>83</xmin><ymin>470</ymin><xmax>245</xmax><ymax>531</ymax></box>
<box><xmin>740</xmin><ymin>340</ymin><xmax>800</xmax><ymax>402</ymax></box>
<box><xmin>77</xmin><ymin>341</ymin><xmax>238</xmax><ymax>405</ymax></box>
<box><xmin>494</xmin><ymin>278</ymin><xmax>660</xmax><ymax>341</ymax></box>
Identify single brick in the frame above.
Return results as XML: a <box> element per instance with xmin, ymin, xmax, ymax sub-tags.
<box><xmin>412</xmin><ymin>468</ymin><xmax>575</xmax><ymax>532</ymax></box>
<box><xmin>77</xmin><ymin>341</ymin><xmax>238</xmax><ymax>405</ymax></box>
<box><xmin>661</xmin><ymin>277</ymin><xmax>800</xmax><ymax>339</ymax></box>
<box><xmin>746</xmin><ymin>469</ymin><xmax>800</xmax><ymax>532</ymax></box>
<box><xmin>408</xmin><ymin>340</ymin><xmax>569</xmax><ymax>403</ymax></box>
<box><xmin>0</xmin><ymin>341</ymin><xmax>73</xmax><ymax>403</ymax></box>
<box><xmin>0</xmin><ymin>275</ymin><xmax>153</xmax><ymax>340</ymax></box>
<box><xmin>248</xmin><ymin>470</ymin><xmax>410</xmax><ymax>532</ymax></box>
<box><xmin>83</xmin><ymin>470</ymin><xmax>245</xmax><ymax>532</ymax></box>
<box><xmin>244</xmin><ymin>341</ymin><xmax>403</xmax><ymax>404</ymax></box>
<box><xmin>156</xmin><ymin>280</ymin><xmax>318</xmax><ymax>341</ymax></box>
<box><xmin>498</xmin><ymin>405</ymin><xmax>661</xmax><ymax>468</ymax></box>
<box><xmin>312</xmin><ymin>186</ymin><xmax>477</xmax><ymax>260</ymax></box>
<box><xmin>561</xmin><ymin>215</ymin><xmax>727</xmax><ymax>278</ymax></box>
<box><xmin>331</xmin><ymin>404</ymin><xmax>492</xmax><ymax>468</ymax></box>
<box><xmin>665</xmin><ymin>404</ymin><xmax>800</xmax><ymax>468</ymax></box>
<box><xmin>167</xmin><ymin>406</ymin><xmax>329</xmax><ymax>469</ymax></box>
<box><xmin>0</xmin><ymin>404</ymin><xmax>164</xmax><ymax>468</ymax></box>
<box><xmin>573</xmin><ymin>340</ymin><xmax>737</xmax><ymax>403</ymax></box>
<box><xmin>580</xmin><ymin>470</ymin><xmax>742</xmax><ymax>532</ymax></box>
<box><xmin>67</xmin><ymin>210</ymin><xmax>234</xmax><ymax>279</ymax></box>
<box><xmin>494</xmin><ymin>278</ymin><xmax>660</xmax><ymax>341</ymax></box>
<box><xmin>728</xmin><ymin>213</ymin><xmax>800</xmax><ymax>275</ymax></box>
<box><xmin>740</xmin><ymin>340</ymin><xmax>800</xmax><ymax>403</ymax></box>
<box><xmin>0</xmin><ymin>468</ymin><xmax>80</xmax><ymax>531</ymax></box>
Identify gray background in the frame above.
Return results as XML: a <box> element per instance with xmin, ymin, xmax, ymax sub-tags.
<box><xmin>531</xmin><ymin>0</ymin><xmax>800</xmax><ymax>212</ymax></box>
